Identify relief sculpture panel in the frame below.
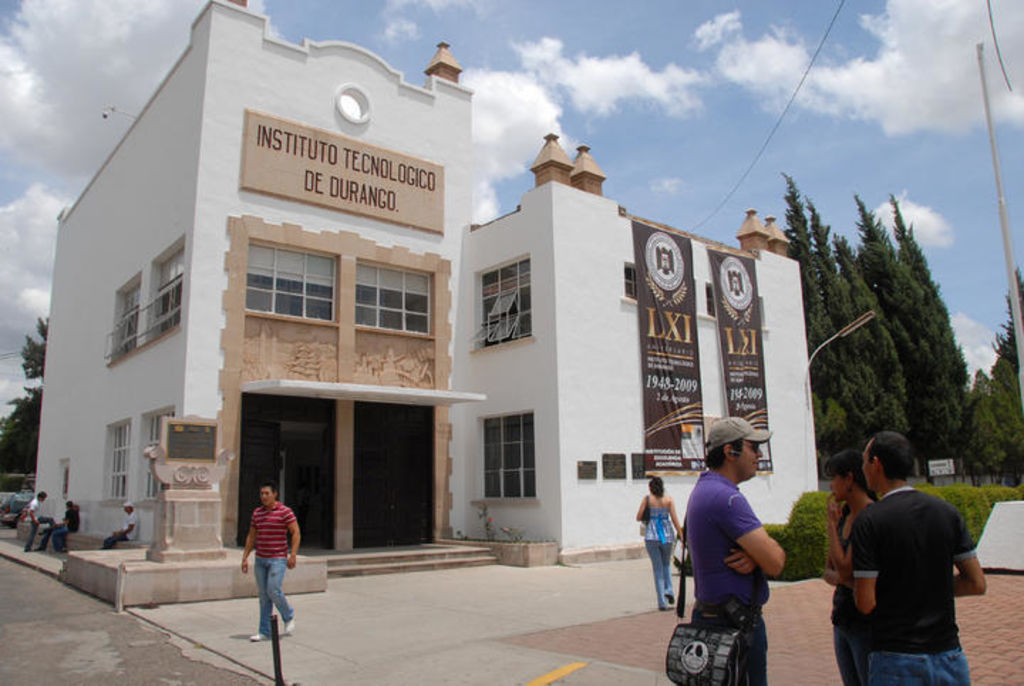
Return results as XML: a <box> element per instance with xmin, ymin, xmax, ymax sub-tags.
<box><xmin>353</xmin><ymin>331</ymin><xmax>435</xmax><ymax>388</ymax></box>
<box><xmin>242</xmin><ymin>318</ymin><xmax>338</xmax><ymax>383</ymax></box>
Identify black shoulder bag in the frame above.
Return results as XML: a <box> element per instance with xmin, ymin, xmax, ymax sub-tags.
<box><xmin>665</xmin><ymin>524</ymin><xmax>758</xmax><ymax>686</ymax></box>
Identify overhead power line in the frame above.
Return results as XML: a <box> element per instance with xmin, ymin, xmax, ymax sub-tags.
<box><xmin>692</xmin><ymin>0</ymin><xmax>847</xmax><ymax>232</ymax></box>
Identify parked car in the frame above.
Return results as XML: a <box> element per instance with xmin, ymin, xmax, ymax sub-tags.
<box><xmin>0</xmin><ymin>492</ymin><xmax>34</xmax><ymax>527</ymax></box>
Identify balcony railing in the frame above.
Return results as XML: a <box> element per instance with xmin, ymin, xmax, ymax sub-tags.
<box><xmin>106</xmin><ymin>275</ymin><xmax>182</xmax><ymax>363</ymax></box>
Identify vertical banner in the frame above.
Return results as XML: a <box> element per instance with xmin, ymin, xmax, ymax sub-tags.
<box><xmin>707</xmin><ymin>250</ymin><xmax>773</xmax><ymax>471</ymax></box>
<box><xmin>632</xmin><ymin>221</ymin><xmax>705</xmax><ymax>473</ymax></box>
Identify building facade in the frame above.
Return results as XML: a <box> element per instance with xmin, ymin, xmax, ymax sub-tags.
<box><xmin>37</xmin><ymin>0</ymin><xmax>815</xmax><ymax>556</ymax></box>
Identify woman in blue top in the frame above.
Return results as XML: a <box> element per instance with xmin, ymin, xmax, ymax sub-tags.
<box><xmin>636</xmin><ymin>476</ymin><xmax>683</xmax><ymax>610</ymax></box>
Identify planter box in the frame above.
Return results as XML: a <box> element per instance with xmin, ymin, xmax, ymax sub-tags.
<box><xmin>437</xmin><ymin>538</ymin><xmax>558</xmax><ymax>567</ymax></box>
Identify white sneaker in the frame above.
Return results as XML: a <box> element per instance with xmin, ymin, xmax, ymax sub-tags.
<box><xmin>249</xmin><ymin>633</ymin><xmax>268</xmax><ymax>642</ymax></box>
<box><xmin>284</xmin><ymin>618</ymin><xmax>295</xmax><ymax>635</ymax></box>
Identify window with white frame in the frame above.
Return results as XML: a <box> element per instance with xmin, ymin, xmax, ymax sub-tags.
<box><xmin>484</xmin><ymin>412</ymin><xmax>535</xmax><ymax>498</ymax></box>
<box><xmin>111</xmin><ymin>281</ymin><xmax>141</xmax><ymax>358</ymax></box>
<box><xmin>246</xmin><ymin>245</ymin><xmax>335</xmax><ymax>321</ymax></box>
<box><xmin>479</xmin><ymin>258</ymin><xmax>531</xmax><ymax>347</ymax></box>
<box><xmin>355</xmin><ymin>264</ymin><xmax>430</xmax><ymax>334</ymax></box>
<box><xmin>152</xmin><ymin>249</ymin><xmax>183</xmax><ymax>335</ymax></box>
<box><xmin>108</xmin><ymin>421</ymin><xmax>131</xmax><ymax>500</ymax></box>
<box><xmin>624</xmin><ymin>263</ymin><xmax>637</xmax><ymax>299</ymax></box>
<box><xmin>142</xmin><ymin>409</ymin><xmax>174</xmax><ymax>499</ymax></box>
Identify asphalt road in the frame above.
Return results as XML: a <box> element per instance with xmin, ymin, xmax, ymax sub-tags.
<box><xmin>0</xmin><ymin>556</ymin><xmax>264</xmax><ymax>685</ymax></box>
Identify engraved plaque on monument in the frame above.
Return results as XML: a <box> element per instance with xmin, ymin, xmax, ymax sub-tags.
<box><xmin>145</xmin><ymin>416</ymin><xmax>235</xmax><ymax>562</ymax></box>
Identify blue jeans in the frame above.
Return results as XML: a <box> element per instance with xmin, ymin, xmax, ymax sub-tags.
<box><xmin>24</xmin><ymin>517</ymin><xmax>54</xmax><ymax>552</ymax></box>
<box><xmin>692</xmin><ymin>608</ymin><xmax>768</xmax><ymax>686</ymax></box>
<box><xmin>644</xmin><ymin>539</ymin><xmax>675</xmax><ymax>609</ymax></box>
<box><xmin>835</xmin><ymin>624</ymin><xmax>871</xmax><ymax>686</ymax></box>
<box><xmin>102</xmin><ymin>532</ymin><xmax>129</xmax><ymax>549</ymax></box>
<box><xmin>37</xmin><ymin>523</ymin><xmax>67</xmax><ymax>551</ymax></box>
<box><xmin>48</xmin><ymin>526</ymin><xmax>70</xmax><ymax>552</ymax></box>
<box><xmin>868</xmin><ymin>647</ymin><xmax>970</xmax><ymax>686</ymax></box>
<box><xmin>254</xmin><ymin>556</ymin><xmax>293</xmax><ymax>637</ymax></box>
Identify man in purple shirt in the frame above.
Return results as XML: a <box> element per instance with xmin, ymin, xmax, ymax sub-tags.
<box><xmin>686</xmin><ymin>417</ymin><xmax>786</xmax><ymax>686</ymax></box>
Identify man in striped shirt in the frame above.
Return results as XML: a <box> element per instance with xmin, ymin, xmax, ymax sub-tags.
<box><xmin>241</xmin><ymin>481</ymin><xmax>301</xmax><ymax>642</ymax></box>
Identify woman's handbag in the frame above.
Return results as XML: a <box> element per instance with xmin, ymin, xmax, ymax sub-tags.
<box><xmin>665</xmin><ymin>525</ymin><xmax>755</xmax><ymax>686</ymax></box>
<box><xmin>639</xmin><ymin>496</ymin><xmax>650</xmax><ymax>536</ymax></box>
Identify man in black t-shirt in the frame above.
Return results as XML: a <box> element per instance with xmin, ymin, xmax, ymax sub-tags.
<box><xmin>851</xmin><ymin>431</ymin><xmax>987</xmax><ymax>685</ymax></box>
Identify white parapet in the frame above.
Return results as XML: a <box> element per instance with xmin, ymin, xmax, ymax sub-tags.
<box><xmin>977</xmin><ymin>500</ymin><xmax>1024</xmax><ymax>572</ymax></box>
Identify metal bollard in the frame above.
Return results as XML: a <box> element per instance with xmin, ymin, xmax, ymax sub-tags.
<box><xmin>270</xmin><ymin>613</ymin><xmax>286</xmax><ymax>686</ymax></box>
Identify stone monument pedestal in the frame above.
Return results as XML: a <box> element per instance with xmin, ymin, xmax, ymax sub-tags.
<box><xmin>147</xmin><ymin>489</ymin><xmax>228</xmax><ymax>563</ymax></box>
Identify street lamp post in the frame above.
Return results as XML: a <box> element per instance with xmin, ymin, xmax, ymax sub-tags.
<box><xmin>804</xmin><ymin>310</ymin><xmax>877</xmax><ymax>463</ymax></box>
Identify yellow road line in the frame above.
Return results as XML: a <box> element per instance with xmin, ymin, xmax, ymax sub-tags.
<box><xmin>526</xmin><ymin>661</ymin><xmax>588</xmax><ymax>686</ymax></box>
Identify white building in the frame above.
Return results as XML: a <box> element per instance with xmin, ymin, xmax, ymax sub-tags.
<box><xmin>36</xmin><ymin>0</ymin><xmax>815</xmax><ymax>557</ymax></box>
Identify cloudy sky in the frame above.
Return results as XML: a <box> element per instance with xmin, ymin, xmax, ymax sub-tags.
<box><xmin>1</xmin><ymin>0</ymin><xmax>1022</xmax><ymax>413</ymax></box>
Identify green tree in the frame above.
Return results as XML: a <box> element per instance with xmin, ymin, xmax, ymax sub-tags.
<box><xmin>0</xmin><ymin>318</ymin><xmax>47</xmax><ymax>473</ymax></box>
<box><xmin>856</xmin><ymin>198</ymin><xmax>963</xmax><ymax>467</ymax></box>
<box><xmin>833</xmin><ymin>236</ymin><xmax>908</xmax><ymax>442</ymax></box>
<box><xmin>994</xmin><ymin>269</ymin><xmax>1024</xmax><ymax>374</ymax></box>
<box><xmin>783</xmin><ymin>175</ymin><xmax>829</xmax><ymax>357</ymax></box>
<box><xmin>965</xmin><ymin>360</ymin><xmax>1024</xmax><ymax>482</ymax></box>
<box><xmin>889</xmin><ymin>198</ymin><xmax>968</xmax><ymax>460</ymax></box>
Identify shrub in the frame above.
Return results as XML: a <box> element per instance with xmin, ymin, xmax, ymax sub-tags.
<box><xmin>765</xmin><ymin>483</ymin><xmax>1024</xmax><ymax>581</ymax></box>
<box><xmin>766</xmin><ymin>491</ymin><xmax>829</xmax><ymax>581</ymax></box>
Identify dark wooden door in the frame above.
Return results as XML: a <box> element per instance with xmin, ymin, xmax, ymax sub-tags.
<box><xmin>237</xmin><ymin>419</ymin><xmax>280</xmax><ymax>546</ymax></box>
<box><xmin>353</xmin><ymin>403</ymin><xmax>433</xmax><ymax>547</ymax></box>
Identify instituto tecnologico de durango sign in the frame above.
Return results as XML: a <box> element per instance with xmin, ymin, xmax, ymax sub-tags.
<box><xmin>241</xmin><ymin>110</ymin><xmax>445</xmax><ymax>234</ymax></box>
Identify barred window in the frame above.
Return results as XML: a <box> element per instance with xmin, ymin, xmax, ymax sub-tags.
<box><xmin>108</xmin><ymin>421</ymin><xmax>131</xmax><ymax>500</ymax></box>
<box><xmin>246</xmin><ymin>245</ymin><xmax>335</xmax><ymax>321</ymax></box>
<box><xmin>484</xmin><ymin>413</ymin><xmax>535</xmax><ymax>498</ymax></box>
<box><xmin>355</xmin><ymin>264</ymin><xmax>430</xmax><ymax>334</ymax></box>
<box><xmin>624</xmin><ymin>263</ymin><xmax>637</xmax><ymax>299</ymax></box>
<box><xmin>142</xmin><ymin>410</ymin><xmax>174</xmax><ymax>499</ymax></box>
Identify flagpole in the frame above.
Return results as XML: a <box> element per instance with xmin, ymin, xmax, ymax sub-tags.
<box><xmin>977</xmin><ymin>42</ymin><xmax>1024</xmax><ymax>412</ymax></box>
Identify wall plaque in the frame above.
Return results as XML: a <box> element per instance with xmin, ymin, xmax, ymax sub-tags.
<box><xmin>602</xmin><ymin>453</ymin><xmax>626</xmax><ymax>480</ymax></box>
<box><xmin>241</xmin><ymin>110</ymin><xmax>445</xmax><ymax>234</ymax></box>
<box><xmin>577</xmin><ymin>461</ymin><xmax>597</xmax><ymax>480</ymax></box>
<box><xmin>166</xmin><ymin>420</ymin><xmax>217</xmax><ymax>463</ymax></box>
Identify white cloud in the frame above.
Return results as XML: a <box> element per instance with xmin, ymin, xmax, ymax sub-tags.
<box><xmin>694</xmin><ymin>11</ymin><xmax>742</xmax><ymax>51</ymax></box>
<box><xmin>952</xmin><ymin>312</ymin><xmax>997</xmax><ymax>378</ymax></box>
<box><xmin>514</xmin><ymin>37</ymin><xmax>706</xmax><ymax>118</ymax></box>
<box><xmin>0</xmin><ymin>184</ymin><xmax>67</xmax><ymax>355</ymax></box>
<box><xmin>383</xmin><ymin>18</ymin><xmax>419</xmax><ymax>43</ymax></box>
<box><xmin>874</xmin><ymin>191</ymin><xmax>954</xmax><ymax>247</ymax></box>
<box><xmin>0</xmin><ymin>0</ymin><xmax>270</xmax><ymax>183</ymax></box>
<box><xmin>706</xmin><ymin>0</ymin><xmax>1024</xmax><ymax>134</ymax></box>
<box><xmin>650</xmin><ymin>177</ymin><xmax>685</xmax><ymax>195</ymax></box>
<box><xmin>462</xmin><ymin>68</ymin><xmax>566</xmax><ymax>222</ymax></box>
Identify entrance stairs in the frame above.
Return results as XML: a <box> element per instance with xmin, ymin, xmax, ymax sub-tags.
<box><xmin>319</xmin><ymin>544</ymin><xmax>497</xmax><ymax>578</ymax></box>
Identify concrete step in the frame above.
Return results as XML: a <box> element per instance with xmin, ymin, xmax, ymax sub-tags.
<box><xmin>324</xmin><ymin>545</ymin><xmax>497</xmax><ymax>577</ymax></box>
<box><xmin>328</xmin><ymin>554</ymin><xmax>497</xmax><ymax>578</ymax></box>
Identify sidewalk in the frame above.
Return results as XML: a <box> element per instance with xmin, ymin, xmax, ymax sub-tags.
<box><xmin>1</xmin><ymin>527</ymin><xmax>1020</xmax><ymax>685</ymax></box>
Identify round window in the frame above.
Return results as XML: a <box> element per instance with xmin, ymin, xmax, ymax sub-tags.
<box><xmin>336</xmin><ymin>85</ymin><xmax>370</xmax><ymax>124</ymax></box>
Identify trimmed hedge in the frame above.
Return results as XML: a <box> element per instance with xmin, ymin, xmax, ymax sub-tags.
<box><xmin>765</xmin><ymin>484</ymin><xmax>1024</xmax><ymax>581</ymax></box>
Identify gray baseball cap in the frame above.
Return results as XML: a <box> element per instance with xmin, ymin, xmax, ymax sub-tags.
<box><xmin>706</xmin><ymin>417</ymin><xmax>772</xmax><ymax>451</ymax></box>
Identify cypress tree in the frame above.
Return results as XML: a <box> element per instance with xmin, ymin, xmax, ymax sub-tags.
<box><xmin>834</xmin><ymin>236</ymin><xmax>909</xmax><ymax>444</ymax></box>
<box><xmin>889</xmin><ymin>197</ymin><xmax>968</xmax><ymax>462</ymax></box>
<box><xmin>994</xmin><ymin>269</ymin><xmax>1024</xmax><ymax>374</ymax></box>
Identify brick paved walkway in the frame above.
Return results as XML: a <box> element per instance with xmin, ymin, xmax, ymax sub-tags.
<box><xmin>506</xmin><ymin>574</ymin><xmax>1023</xmax><ymax>684</ymax></box>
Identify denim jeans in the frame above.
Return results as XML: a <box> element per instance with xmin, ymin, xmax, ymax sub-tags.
<box><xmin>691</xmin><ymin>608</ymin><xmax>768</xmax><ymax>686</ymax></box>
<box><xmin>254</xmin><ymin>556</ymin><xmax>293</xmax><ymax>637</ymax></box>
<box><xmin>834</xmin><ymin>624</ymin><xmax>871</xmax><ymax>686</ymax></box>
<box><xmin>48</xmin><ymin>525</ymin><xmax>70</xmax><ymax>552</ymax></box>
<box><xmin>24</xmin><ymin>517</ymin><xmax>54</xmax><ymax>552</ymax></box>
<box><xmin>37</xmin><ymin>523</ymin><xmax>66</xmax><ymax>551</ymax></box>
<box><xmin>868</xmin><ymin>647</ymin><xmax>970</xmax><ymax>686</ymax></box>
<box><xmin>644</xmin><ymin>539</ymin><xmax>675</xmax><ymax>609</ymax></box>
<box><xmin>102</xmin><ymin>532</ymin><xmax>129</xmax><ymax>549</ymax></box>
